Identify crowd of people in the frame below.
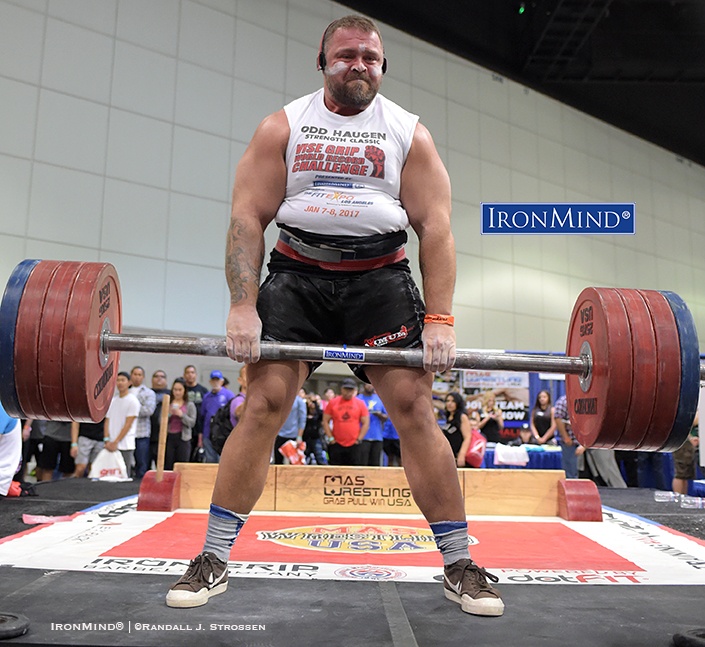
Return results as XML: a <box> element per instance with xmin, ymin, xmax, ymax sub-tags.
<box><xmin>15</xmin><ymin>364</ymin><xmax>242</xmax><ymax>480</ymax></box>
<box><xmin>13</xmin><ymin>365</ymin><xmax>700</xmax><ymax>490</ymax></box>
<box><xmin>14</xmin><ymin>364</ymin><xmax>398</xmax><ymax>477</ymax></box>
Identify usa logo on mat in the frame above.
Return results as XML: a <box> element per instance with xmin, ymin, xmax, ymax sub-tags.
<box><xmin>256</xmin><ymin>524</ymin><xmax>438</xmax><ymax>554</ymax></box>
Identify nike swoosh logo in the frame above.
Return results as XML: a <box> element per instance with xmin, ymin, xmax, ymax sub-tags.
<box><xmin>444</xmin><ymin>575</ymin><xmax>462</xmax><ymax>594</ymax></box>
<box><xmin>210</xmin><ymin>569</ymin><xmax>227</xmax><ymax>588</ymax></box>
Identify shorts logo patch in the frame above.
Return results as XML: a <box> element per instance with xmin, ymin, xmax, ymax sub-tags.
<box><xmin>364</xmin><ymin>325</ymin><xmax>409</xmax><ymax>348</ymax></box>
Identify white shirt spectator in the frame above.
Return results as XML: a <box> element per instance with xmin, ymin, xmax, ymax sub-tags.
<box><xmin>106</xmin><ymin>392</ymin><xmax>140</xmax><ymax>451</ymax></box>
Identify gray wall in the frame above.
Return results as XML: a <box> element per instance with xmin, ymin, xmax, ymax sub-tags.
<box><xmin>1</xmin><ymin>0</ymin><xmax>704</xmax><ymax>385</ymax></box>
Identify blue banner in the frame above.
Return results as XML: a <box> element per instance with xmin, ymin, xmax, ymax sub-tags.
<box><xmin>481</xmin><ymin>203</ymin><xmax>635</xmax><ymax>235</ymax></box>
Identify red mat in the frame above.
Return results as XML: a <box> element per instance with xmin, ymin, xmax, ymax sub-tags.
<box><xmin>104</xmin><ymin>513</ymin><xmax>641</xmax><ymax>572</ymax></box>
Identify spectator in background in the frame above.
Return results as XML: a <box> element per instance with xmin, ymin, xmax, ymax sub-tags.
<box><xmin>584</xmin><ymin>449</ymin><xmax>627</xmax><ymax>488</ymax></box>
<box><xmin>636</xmin><ymin>451</ymin><xmax>668</xmax><ymax>491</ymax></box>
<box><xmin>530</xmin><ymin>390</ymin><xmax>556</xmax><ymax>445</ymax></box>
<box><xmin>184</xmin><ymin>365</ymin><xmax>209</xmax><ymax>458</ymax></box>
<box><xmin>273</xmin><ymin>392</ymin><xmax>307</xmax><ymax>464</ymax></box>
<box><xmin>383</xmin><ymin>418</ymin><xmax>402</xmax><ymax>467</ymax></box>
<box><xmin>104</xmin><ymin>371</ymin><xmax>140</xmax><ymax>475</ymax></box>
<box><xmin>320</xmin><ymin>388</ymin><xmax>336</xmax><ymax>413</ymax></box>
<box><xmin>229</xmin><ymin>366</ymin><xmax>247</xmax><ymax>429</ymax></box>
<box><xmin>672</xmin><ymin>414</ymin><xmax>699</xmax><ymax>495</ymax></box>
<box><xmin>36</xmin><ymin>421</ymin><xmax>74</xmax><ymax>481</ymax></box>
<box><xmin>468</xmin><ymin>410</ymin><xmax>482</xmax><ymax>435</ymax></box>
<box><xmin>555</xmin><ymin>395</ymin><xmax>626</xmax><ymax>487</ymax></box>
<box><xmin>0</xmin><ymin>401</ymin><xmax>22</xmax><ymax>497</ymax></box>
<box><xmin>150</xmin><ymin>369</ymin><xmax>170</xmax><ymax>466</ymax></box>
<box><xmin>508</xmin><ymin>425</ymin><xmax>539</xmax><ymax>447</ymax></box>
<box><xmin>20</xmin><ymin>419</ymin><xmax>44</xmax><ymax>481</ymax></box>
<box><xmin>323</xmin><ymin>379</ymin><xmax>369</xmax><ymax>466</ymax></box>
<box><xmin>303</xmin><ymin>393</ymin><xmax>327</xmax><ymax>465</ymax></box>
<box><xmin>130</xmin><ymin>366</ymin><xmax>156</xmax><ymax>478</ymax></box>
<box><xmin>165</xmin><ymin>378</ymin><xmax>197</xmax><ymax>470</ymax></box>
<box><xmin>441</xmin><ymin>392</ymin><xmax>472</xmax><ymax>468</ymax></box>
<box><xmin>478</xmin><ymin>391</ymin><xmax>504</xmax><ymax>443</ymax></box>
<box><xmin>357</xmin><ymin>383</ymin><xmax>387</xmax><ymax>466</ymax></box>
<box><xmin>70</xmin><ymin>419</ymin><xmax>105</xmax><ymax>477</ymax></box>
<box><xmin>614</xmin><ymin>450</ymin><xmax>639</xmax><ymax>487</ymax></box>
<box><xmin>554</xmin><ymin>394</ymin><xmax>584</xmax><ymax>479</ymax></box>
<box><xmin>200</xmin><ymin>371</ymin><xmax>235</xmax><ymax>464</ymax></box>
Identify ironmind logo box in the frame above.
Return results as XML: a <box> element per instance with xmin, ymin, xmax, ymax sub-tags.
<box><xmin>481</xmin><ymin>203</ymin><xmax>635</xmax><ymax>235</ymax></box>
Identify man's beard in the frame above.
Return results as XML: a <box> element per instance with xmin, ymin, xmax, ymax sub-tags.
<box><xmin>326</xmin><ymin>75</ymin><xmax>378</xmax><ymax>109</ymax></box>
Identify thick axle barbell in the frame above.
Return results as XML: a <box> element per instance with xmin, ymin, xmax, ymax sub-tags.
<box><xmin>0</xmin><ymin>259</ymin><xmax>701</xmax><ymax>452</ymax></box>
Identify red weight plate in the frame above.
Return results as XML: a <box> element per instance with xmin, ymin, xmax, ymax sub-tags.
<box><xmin>62</xmin><ymin>263</ymin><xmax>122</xmax><ymax>422</ymax></box>
<box><xmin>611</xmin><ymin>289</ymin><xmax>658</xmax><ymax>450</ymax></box>
<box><xmin>13</xmin><ymin>261</ymin><xmax>63</xmax><ymax>420</ymax></box>
<box><xmin>37</xmin><ymin>261</ymin><xmax>85</xmax><ymax>420</ymax></box>
<box><xmin>634</xmin><ymin>290</ymin><xmax>681</xmax><ymax>451</ymax></box>
<box><xmin>565</xmin><ymin>287</ymin><xmax>633</xmax><ymax>448</ymax></box>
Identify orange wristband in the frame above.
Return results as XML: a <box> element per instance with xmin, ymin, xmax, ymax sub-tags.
<box><xmin>423</xmin><ymin>314</ymin><xmax>454</xmax><ymax>326</ymax></box>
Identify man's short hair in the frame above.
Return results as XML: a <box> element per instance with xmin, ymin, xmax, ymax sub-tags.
<box><xmin>321</xmin><ymin>15</ymin><xmax>383</xmax><ymax>59</ymax></box>
<box><xmin>117</xmin><ymin>371</ymin><xmax>131</xmax><ymax>380</ymax></box>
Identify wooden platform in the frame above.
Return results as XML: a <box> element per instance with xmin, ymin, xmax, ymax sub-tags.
<box><xmin>173</xmin><ymin>464</ymin><xmax>568</xmax><ymax>516</ymax></box>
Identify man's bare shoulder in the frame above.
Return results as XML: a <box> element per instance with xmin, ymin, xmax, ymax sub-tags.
<box><xmin>408</xmin><ymin>121</ymin><xmax>438</xmax><ymax>156</ymax></box>
<box><xmin>252</xmin><ymin>109</ymin><xmax>290</xmax><ymax>146</ymax></box>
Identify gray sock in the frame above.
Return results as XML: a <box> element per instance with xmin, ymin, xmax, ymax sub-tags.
<box><xmin>430</xmin><ymin>521</ymin><xmax>471</xmax><ymax>566</ymax></box>
<box><xmin>202</xmin><ymin>504</ymin><xmax>249</xmax><ymax>563</ymax></box>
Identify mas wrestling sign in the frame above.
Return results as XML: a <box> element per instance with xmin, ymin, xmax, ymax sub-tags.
<box><xmin>275</xmin><ymin>467</ymin><xmax>462</xmax><ymax>514</ymax></box>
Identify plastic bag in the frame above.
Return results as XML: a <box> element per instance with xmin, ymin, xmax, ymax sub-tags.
<box><xmin>88</xmin><ymin>449</ymin><xmax>129</xmax><ymax>480</ymax></box>
<box><xmin>278</xmin><ymin>440</ymin><xmax>306</xmax><ymax>465</ymax></box>
<box><xmin>465</xmin><ymin>429</ymin><xmax>487</xmax><ymax>468</ymax></box>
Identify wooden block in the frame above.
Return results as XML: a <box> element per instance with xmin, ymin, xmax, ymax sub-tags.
<box><xmin>171</xmin><ymin>463</ymin><xmax>567</xmax><ymax>517</ymax></box>
<box><xmin>274</xmin><ymin>465</ymin><xmax>463</xmax><ymax>515</ymax></box>
<box><xmin>463</xmin><ymin>469</ymin><xmax>565</xmax><ymax>517</ymax></box>
<box><xmin>137</xmin><ymin>470</ymin><xmax>181</xmax><ymax>511</ymax></box>
<box><xmin>173</xmin><ymin>463</ymin><xmax>276</xmax><ymax>510</ymax></box>
<box><xmin>557</xmin><ymin>478</ymin><xmax>603</xmax><ymax>521</ymax></box>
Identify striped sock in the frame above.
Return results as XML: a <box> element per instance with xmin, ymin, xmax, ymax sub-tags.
<box><xmin>202</xmin><ymin>504</ymin><xmax>249</xmax><ymax>563</ymax></box>
<box><xmin>430</xmin><ymin>520</ymin><xmax>470</xmax><ymax>566</ymax></box>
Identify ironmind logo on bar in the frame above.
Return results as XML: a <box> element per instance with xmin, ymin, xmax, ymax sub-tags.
<box><xmin>481</xmin><ymin>203</ymin><xmax>635</xmax><ymax>235</ymax></box>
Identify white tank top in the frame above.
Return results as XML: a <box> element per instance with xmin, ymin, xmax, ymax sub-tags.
<box><xmin>276</xmin><ymin>88</ymin><xmax>419</xmax><ymax>236</ymax></box>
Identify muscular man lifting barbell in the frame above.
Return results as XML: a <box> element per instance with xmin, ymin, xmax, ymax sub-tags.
<box><xmin>165</xmin><ymin>14</ymin><xmax>504</xmax><ymax>617</ymax></box>
<box><xmin>0</xmin><ymin>13</ymin><xmax>701</xmax><ymax>622</ymax></box>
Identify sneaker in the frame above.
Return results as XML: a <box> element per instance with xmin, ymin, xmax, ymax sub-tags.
<box><xmin>443</xmin><ymin>558</ymin><xmax>504</xmax><ymax>617</ymax></box>
<box><xmin>166</xmin><ymin>552</ymin><xmax>228</xmax><ymax>608</ymax></box>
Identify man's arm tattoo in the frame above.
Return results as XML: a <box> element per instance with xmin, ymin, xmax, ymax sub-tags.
<box><xmin>225</xmin><ymin>218</ymin><xmax>262</xmax><ymax>304</ymax></box>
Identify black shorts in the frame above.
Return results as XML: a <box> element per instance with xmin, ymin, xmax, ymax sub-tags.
<box><xmin>257</xmin><ymin>264</ymin><xmax>425</xmax><ymax>381</ymax></box>
<box><xmin>37</xmin><ymin>436</ymin><xmax>75</xmax><ymax>475</ymax></box>
<box><xmin>383</xmin><ymin>438</ymin><xmax>401</xmax><ymax>458</ymax></box>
